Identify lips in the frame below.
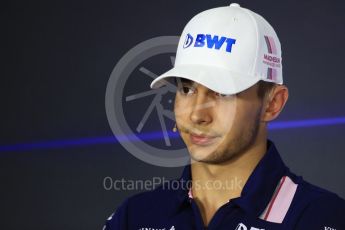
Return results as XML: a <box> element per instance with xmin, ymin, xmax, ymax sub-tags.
<box><xmin>189</xmin><ymin>133</ymin><xmax>217</xmax><ymax>146</ymax></box>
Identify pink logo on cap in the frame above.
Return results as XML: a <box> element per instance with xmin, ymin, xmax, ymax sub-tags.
<box><xmin>263</xmin><ymin>35</ymin><xmax>280</xmax><ymax>81</ymax></box>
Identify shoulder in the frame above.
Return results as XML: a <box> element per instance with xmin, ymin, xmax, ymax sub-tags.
<box><xmin>103</xmin><ymin>180</ymin><xmax>184</xmax><ymax>230</ymax></box>
<box><xmin>289</xmin><ymin>173</ymin><xmax>345</xmax><ymax>229</ymax></box>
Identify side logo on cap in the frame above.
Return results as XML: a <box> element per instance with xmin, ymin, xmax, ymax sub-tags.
<box><xmin>183</xmin><ymin>33</ymin><xmax>194</xmax><ymax>48</ymax></box>
<box><xmin>263</xmin><ymin>35</ymin><xmax>281</xmax><ymax>81</ymax></box>
<box><xmin>183</xmin><ymin>33</ymin><xmax>236</xmax><ymax>53</ymax></box>
<box><xmin>263</xmin><ymin>35</ymin><xmax>281</xmax><ymax>66</ymax></box>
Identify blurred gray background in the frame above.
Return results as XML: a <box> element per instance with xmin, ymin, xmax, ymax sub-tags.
<box><xmin>2</xmin><ymin>0</ymin><xmax>345</xmax><ymax>229</ymax></box>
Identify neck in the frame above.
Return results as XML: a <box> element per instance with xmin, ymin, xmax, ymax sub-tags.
<box><xmin>191</xmin><ymin>139</ymin><xmax>267</xmax><ymax>195</ymax></box>
<box><xmin>190</xmin><ymin>131</ymin><xmax>268</xmax><ymax>226</ymax></box>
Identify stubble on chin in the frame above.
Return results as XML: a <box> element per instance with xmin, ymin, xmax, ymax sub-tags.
<box><xmin>188</xmin><ymin>114</ymin><xmax>261</xmax><ymax>165</ymax></box>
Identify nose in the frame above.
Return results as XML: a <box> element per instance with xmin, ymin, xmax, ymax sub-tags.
<box><xmin>190</xmin><ymin>91</ymin><xmax>213</xmax><ymax>125</ymax></box>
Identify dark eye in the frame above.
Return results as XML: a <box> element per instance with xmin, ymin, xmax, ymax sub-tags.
<box><xmin>178</xmin><ymin>85</ymin><xmax>195</xmax><ymax>95</ymax></box>
<box><xmin>215</xmin><ymin>92</ymin><xmax>234</xmax><ymax>98</ymax></box>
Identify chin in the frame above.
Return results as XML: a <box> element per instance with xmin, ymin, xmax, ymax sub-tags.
<box><xmin>190</xmin><ymin>145</ymin><xmax>241</xmax><ymax>164</ymax></box>
<box><xmin>188</xmin><ymin>145</ymin><xmax>220</xmax><ymax>162</ymax></box>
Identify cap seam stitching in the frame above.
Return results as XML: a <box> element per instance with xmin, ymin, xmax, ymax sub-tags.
<box><xmin>242</xmin><ymin>8</ymin><xmax>260</xmax><ymax>79</ymax></box>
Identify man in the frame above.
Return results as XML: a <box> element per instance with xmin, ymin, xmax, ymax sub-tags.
<box><xmin>105</xmin><ymin>3</ymin><xmax>345</xmax><ymax>229</ymax></box>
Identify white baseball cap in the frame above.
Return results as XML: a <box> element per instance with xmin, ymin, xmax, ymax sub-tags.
<box><xmin>150</xmin><ymin>3</ymin><xmax>283</xmax><ymax>95</ymax></box>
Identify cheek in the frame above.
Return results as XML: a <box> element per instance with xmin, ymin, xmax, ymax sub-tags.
<box><xmin>180</xmin><ymin>131</ymin><xmax>190</xmax><ymax>143</ymax></box>
<box><xmin>233</xmin><ymin>102</ymin><xmax>262</xmax><ymax>128</ymax></box>
<box><xmin>174</xmin><ymin>95</ymin><xmax>191</xmax><ymax>121</ymax></box>
<box><xmin>174</xmin><ymin>97</ymin><xmax>182</xmax><ymax>122</ymax></box>
<box><xmin>213</xmin><ymin>100</ymin><xmax>238</xmax><ymax>131</ymax></box>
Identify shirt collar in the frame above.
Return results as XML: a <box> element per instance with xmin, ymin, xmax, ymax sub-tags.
<box><xmin>176</xmin><ymin>139</ymin><xmax>288</xmax><ymax>216</ymax></box>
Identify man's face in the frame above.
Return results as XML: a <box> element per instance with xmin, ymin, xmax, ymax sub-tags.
<box><xmin>174</xmin><ymin>78</ymin><xmax>264</xmax><ymax>164</ymax></box>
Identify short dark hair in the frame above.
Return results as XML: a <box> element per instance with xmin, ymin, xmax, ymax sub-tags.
<box><xmin>256</xmin><ymin>80</ymin><xmax>276</xmax><ymax>99</ymax></box>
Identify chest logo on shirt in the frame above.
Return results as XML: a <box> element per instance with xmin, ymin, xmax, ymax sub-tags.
<box><xmin>138</xmin><ymin>226</ymin><xmax>175</xmax><ymax>230</ymax></box>
<box><xmin>235</xmin><ymin>222</ymin><xmax>264</xmax><ymax>230</ymax></box>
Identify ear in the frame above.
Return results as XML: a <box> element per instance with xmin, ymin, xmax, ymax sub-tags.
<box><xmin>261</xmin><ymin>85</ymin><xmax>289</xmax><ymax>122</ymax></box>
